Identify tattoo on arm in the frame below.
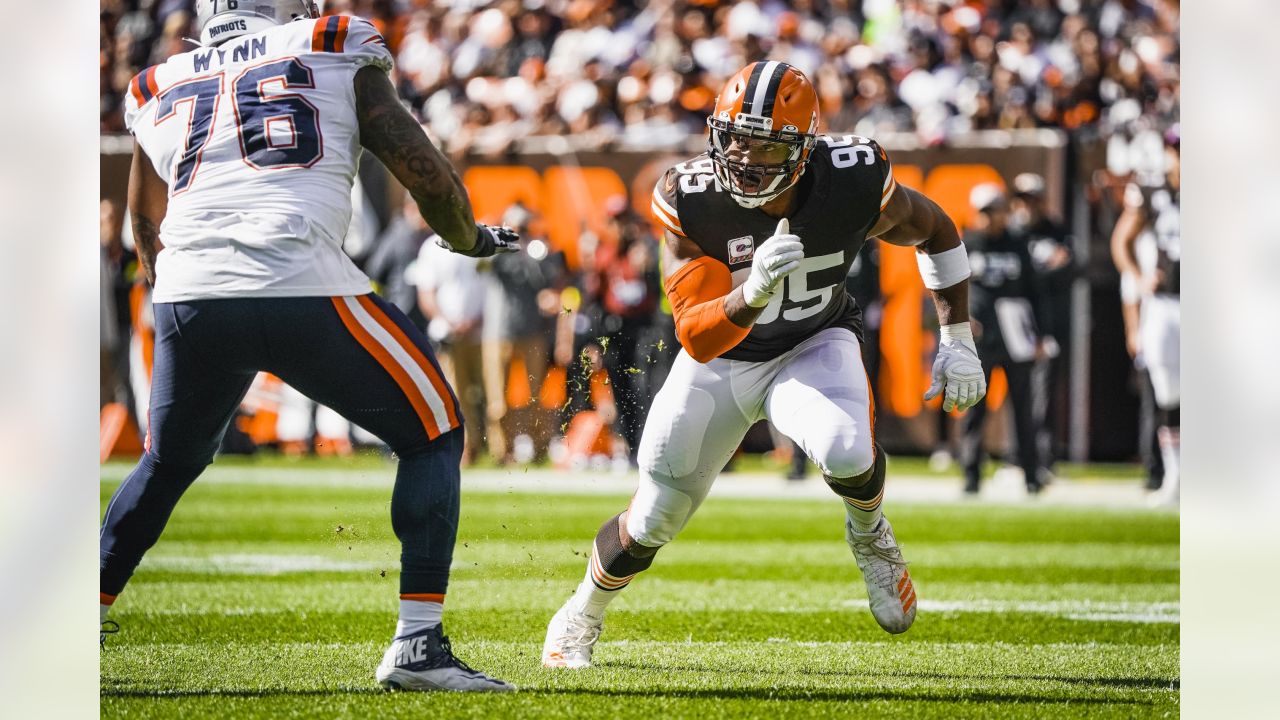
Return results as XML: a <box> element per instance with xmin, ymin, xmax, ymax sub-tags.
<box><xmin>354</xmin><ymin>66</ymin><xmax>475</xmax><ymax>249</ymax></box>
<box><xmin>132</xmin><ymin>214</ymin><xmax>162</xmax><ymax>287</ymax></box>
<box><xmin>127</xmin><ymin>140</ymin><xmax>168</xmax><ymax>287</ymax></box>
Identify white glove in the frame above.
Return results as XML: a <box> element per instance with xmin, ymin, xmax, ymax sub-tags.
<box><xmin>924</xmin><ymin>322</ymin><xmax>987</xmax><ymax>412</ymax></box>
<box><xmin>741</xmin><ymin>218</ymin><xmax>805</xmax><ymax>308</ymax></box>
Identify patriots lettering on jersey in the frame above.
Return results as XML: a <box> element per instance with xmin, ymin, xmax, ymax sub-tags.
<box><xmin>192</xmin><ymin>37</ymin><xmax>269</xmax><ymax>73</ymax></box>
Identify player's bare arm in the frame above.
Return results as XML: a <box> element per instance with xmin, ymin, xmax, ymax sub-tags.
<box><xmin>353</xmin><ymin>66</ymin><xmax>478</xmax><ymax>252</ymax></box>
<box><xmin>1110</xmin><ymin>202</ymin><xmax>1148</xmax><ymax>356</ymax></box>
<box><xmin>871</xmin><ymin>183</ymin><xmax>970</xmax><ymax>326</ymax></box>
<box><xmin>871</xmin><ymin>183</ymin><xmax>985</xmax><ymax>411</ymax></box>
<box><xmin>126</xmin><ymin>140</ymin><xmax>168</xmax><ymax>287</ymax></box>
<box><xmin>1110</xmin><ymin>203</ymin><xmax>1147</xmax><ymax>279</ymax></box>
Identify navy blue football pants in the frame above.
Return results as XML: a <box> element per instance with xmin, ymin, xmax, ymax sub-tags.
<box><xmin>100</xmin><ymin>294</ymin><xmax>464</xmax><ymax>597</ymax></box>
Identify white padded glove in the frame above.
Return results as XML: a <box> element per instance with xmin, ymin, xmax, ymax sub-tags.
<box><xmin>741</xmin><ymin>218</ymin><xmax>805</xmax><ymax>308</ymax></box>
<box><xmin>924</xmin><ymin>322</ymin><xmax>987</xmax><ymax>412</ymax></box>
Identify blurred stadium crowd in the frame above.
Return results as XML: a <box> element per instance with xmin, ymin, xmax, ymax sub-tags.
<box><xmin>102</xmin><ymin>0</ymin><xmax>1179</xmax><ymax>149</ymax></box>
<box><xmin>100</xmin><ymin>0</ymin><xmax>1180</xmax><ymax>483</ymax></box>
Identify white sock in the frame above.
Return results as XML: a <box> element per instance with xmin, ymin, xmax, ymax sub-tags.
<box><xmin>569</xmin><ymin>546</ymin><xmax>631</xmax><ymax>620</ymax></box>
<box><xmin>846</xmin><ymin>500</ymin><xmax>884</xmax><ymax>533</ymax></box>
<box><xmin>100</xmin><ymin>604</ymin><xmax>110</xmax><ymax>623</ymax></box>
<box><xmin>395</xmin><ymin>598</ymin><xmax>443</xmax><ymax>637</ymax></box>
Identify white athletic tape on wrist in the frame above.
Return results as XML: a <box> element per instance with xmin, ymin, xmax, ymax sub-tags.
<box><xmin>916</xmin><ymin>245</ymin><xmax>971</xmax><ymax>290</ymax></box>
<box><xmin>939</xmin><ymin>322</ymin><xmax>974</xmax><ymax>344</ymax></box>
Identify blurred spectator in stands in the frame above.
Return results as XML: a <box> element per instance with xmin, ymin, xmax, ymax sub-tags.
<box><xmin>415</xmin><ymin>233</ymin><xmax>488</xmax><ymax>465</ymax></box>
<box><xmin>365</xmin><ymin>192</ymin><xmax>431</xmax><ymax>328</ymax></box>
<box><xmin>101</xmin><ymin>0</ymin><xmax>1178</xmax><ymax>144</ymax></box>
<box><xmin>100</xmin><ymin>198</ymin><xmax>132</xmax><ymax>407</ymax></box>
<box><xmin>957</xmin><ymin>183</ymin><xmax>1052</xmax><ymax>496</ymax></box>
<box><xmin>481</xmin><ymin>202</ymin><xmax>566</xmax><ymax>464</ymax></box>
<box><xmin>592</xmin><ymin>196</ymin><xmax>661</xmax><ymax>464</ymax></box>
<box><xmin>1010</xmin><ymin>172</ymin><xmax>1075</xmax><ymax>476</ymax></box>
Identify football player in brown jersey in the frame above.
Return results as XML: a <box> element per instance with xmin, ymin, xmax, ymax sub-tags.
<box><xmin>1111</xmin><ymin>128</ymin><xmax>1180</xmax><ymax>506</ymax></box>
<box><xmin>543</xmin><ymin>62</ymin><xmax>986</xmax><ymax>668</ymax></box>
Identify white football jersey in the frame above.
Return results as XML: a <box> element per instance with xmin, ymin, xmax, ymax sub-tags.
<box><xmin>124</xmin><ymin>15</ymin><xmax>393</xmax><ymax>302</ymax></box>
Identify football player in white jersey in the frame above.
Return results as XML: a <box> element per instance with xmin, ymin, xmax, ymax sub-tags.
<box><xmin>542</xmin><ymin>62</ymin><xmax>986</xmax><ymax>668</ymax></box>
<box><xmin>100</xmin><ymin>1</ymin><xmax>516</xmax><ymax>692</ymax></box>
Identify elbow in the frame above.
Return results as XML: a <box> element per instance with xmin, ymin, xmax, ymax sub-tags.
<box><xmin>687</xmin><ymin>344</ymin><xmax>719</xmax><ymax>364</ymax></box>
<box><xmin>674</xmin><ymin>326</ymin><xmax>725</xmax><ymax>363</ymax></box>
<box><xmin>674</xmin><ymin>327</ymin><xmax>704</xmax><ymax>362</ymax></box>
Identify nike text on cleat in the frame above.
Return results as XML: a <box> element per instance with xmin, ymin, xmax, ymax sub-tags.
<box><xmin>846</xmin><ymin>516</ymin><xmax>917</xmax><ymax>634</ymax></box>
<box><xmin>542</xmin><ymin>602</ymin><xmax>602</xmax><ymax>669</ymax></box>
<box><xmin>375</xmin><ymin>625</ymin><xmax>515</xmax><ymax>692</ymax></box>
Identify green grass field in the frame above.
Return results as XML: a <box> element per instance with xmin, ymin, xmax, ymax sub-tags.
<box><xmin>100</xmin><ymin>458</ymin><xmax>1178</xmax><ymax>718</ymax></box>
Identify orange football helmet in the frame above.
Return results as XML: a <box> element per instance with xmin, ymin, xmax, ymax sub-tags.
<box><xmin>707</xmin><ymin>61</ymin><xmax>820</xmax><ymax>208</ymax></box>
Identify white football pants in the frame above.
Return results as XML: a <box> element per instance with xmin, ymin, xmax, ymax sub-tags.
<box><xmin>1140</xmin><ymin>293</ymin><xmax>1180</xmax><ymax>408</ymax></box>
<box><xmin>626</xmin><ymin>327</ymin><xmax>875</xmax><ymax>547</ymax></box>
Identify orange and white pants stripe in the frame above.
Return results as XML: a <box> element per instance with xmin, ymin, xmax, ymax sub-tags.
<box><xmin>331</xmin><ymin>295</ymin><xmax>460</xmax><ymax>441</ymax></box>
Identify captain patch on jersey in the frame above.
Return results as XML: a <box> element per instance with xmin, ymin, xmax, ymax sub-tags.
<box><xmin>650</xmin><ymin>135</ymin><xmax>895</xmax><ymax>362</ymax></box>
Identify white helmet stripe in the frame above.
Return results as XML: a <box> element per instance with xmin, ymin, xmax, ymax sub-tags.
<box><xmin>749</xmin><ymin>61</ymin><xmax>781</xmax><ymax>116</ymax></box>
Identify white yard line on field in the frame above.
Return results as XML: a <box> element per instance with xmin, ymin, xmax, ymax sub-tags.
<box><xmin>838</xmin><ymin>598</ymin><xmax>1180</xmax><ymax>623</ymax></box>
<box><xmin>110</xmin><ymin>465</ymin><xmax>1174</xmax><ymax>510</ymax></box>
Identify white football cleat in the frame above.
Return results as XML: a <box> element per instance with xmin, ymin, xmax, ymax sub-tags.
<box><xmin>846</xmin><ymin>516</ymin><xmax>917</xmax><ymax>634</ymax></box>
<box><xmin>375</xmin><ymin>625</ymin><xmax>515</xmax><ymax>692</ymax></box>
<box><xmin>542</xmin><ymin>601</ymin><xmax>602</xmax><ymax>669</ymax></box>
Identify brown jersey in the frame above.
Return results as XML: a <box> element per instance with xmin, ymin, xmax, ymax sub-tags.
<box><xmin>652</xmin><ymin>134</ymin><xmax>896</xmax><ymax>362</ymax></box>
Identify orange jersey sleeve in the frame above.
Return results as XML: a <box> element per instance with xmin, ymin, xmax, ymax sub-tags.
<box><xmin>664</xmin><ymin>256</ymin><xmax>750</xmax><ymax>363</ymax></box>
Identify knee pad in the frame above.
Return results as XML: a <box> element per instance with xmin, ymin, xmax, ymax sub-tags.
<box><xmin>812</xmin><ymin>439</ymin><xmax>876</xmax><ymax>483</ymax></box>
<box><xmin>1158</xmin><ymin>406</ymin><xmax>1180</xmax><ymax>429</ymax></box>
<box><xmin>624</xmin><ymin>476</ymin><xmax>695</xmax><ymax>548</ymax></box>
<box><xmin>824</xmin><ymin>443</ymin><xmax>886</xmax><ymax>500</ymax></box>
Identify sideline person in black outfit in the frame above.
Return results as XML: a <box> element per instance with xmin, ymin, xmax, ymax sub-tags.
<box><xmin>958</xmin><ymin>184</ymin><xmax>1051</xmax><ymax>495</ymax></box>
